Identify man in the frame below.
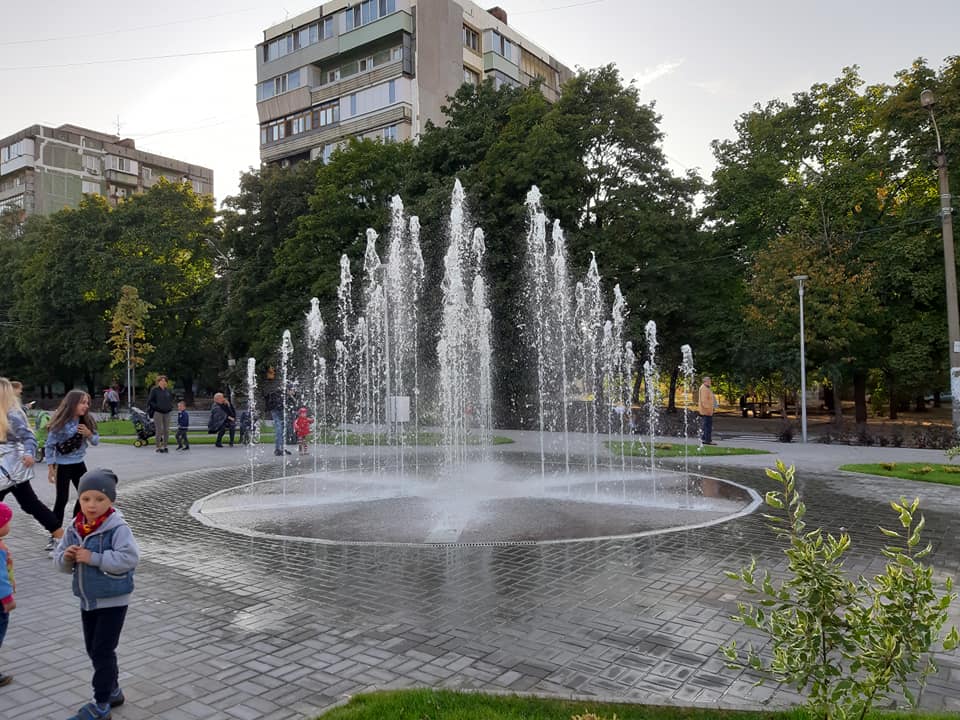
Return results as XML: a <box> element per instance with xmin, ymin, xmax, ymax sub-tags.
<box><xmin>262</xmin><ymin>368</ymin><xmax>292</xmax><ymax>457</ymax></box>
<box><xmin>698</xmin><ymin>376</ymin><xmax>718</xmax><ymax>445</ymax></box>
<box><xmin>209</xmin><ymin>392</ymin><xmax>237</xmax><ymax>447</ymax></box>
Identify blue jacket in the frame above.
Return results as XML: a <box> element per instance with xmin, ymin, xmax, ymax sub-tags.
<box><xmin>0</xmin><ymin>542</ymin><xmax>13</xmax><ymax>607</ymax></box>
<box><xmin>44</xmin><ymin>418</ymin><xmax>98</xmax><ymax>465</ymax></box>
<box><xmin>5</xmin><ymin>410</ymin><xmax>38</xmax><ymax>456</ymax></box>
<box><xmin>53</xmin><ymin>510</ymin><xmax>139</xmax><ymax>611</ymax></box>
<box><xmin>177</xmin><ymin>410</ymin><xmax>190</xmax><ymax>429</ymax></box>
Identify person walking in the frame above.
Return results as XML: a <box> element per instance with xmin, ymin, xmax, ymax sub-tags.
<box><xmin>698</xmin><ymin>375</ymin><xmax>718</xmax><ymax>445</ymax></box>
<box><xmin>53</xmin><ymin>469</ymin><xmax>139</xmax><ymax>720</ymax></box>
<box><xmin>175</xmin><ymin>400</ymin><xmax>190</xmax><ymax>451</ymax></box>
<box><xmin>263</xmin><ymin>371</ymin><xmax>292</xmax><ymax>457</ymax></box>
<box><xmin>0</xmin><ymin>378</ymin><xmax>65</xmax><ymax>551</ymax></box>
<box><xmin>146</xmin><ymin>376</ymin><xmax>174</xmax><ymax>453</ymax></box>
<box><xmin>105</xmin><ymin>388</ymin><xmax>119</xmax><ymax>420</ymax></box>
<box><xmin>45</xmin><ymin>390</ymin><xmax>100</xmax><ymax>538</ymax></box>
<box><xmin>208</xmin><ymin>393</ymin><xmax>236</xmax><ymax>448</ymax></box>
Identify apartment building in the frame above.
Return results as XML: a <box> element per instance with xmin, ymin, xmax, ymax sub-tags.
<box><xmin>256</xmin><ymin>0</ymin><xmax>572</xmax><ymax>165</ymax></box>
<box><xmin>0</xmin><ymin>124</ymin><xmax>214</xmax><ymax>219</ymax></box>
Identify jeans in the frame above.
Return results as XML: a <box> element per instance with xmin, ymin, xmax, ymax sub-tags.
<box><xmin>0</xmin><ymin>609</ymin><xmax>8</xmax><ymax>647</ymax></box>
<box><xmin>175</xmin><ymin>427</ymin><xmax>189</xmax><ymax>449</ymax></box>
<box><xmin>81</xmin><ymin>605</ymin><xmax>127</xmax><ymax>704</ymax></box>
<box><xmin>0</xmin><ymin>476</ymin><xmax>60</xmax><ymax>532</ymax></box>
<box><xmin>701</xmin><ymin>414</ymin><xmax>713</xmax><ymax>444</ymax></box>
<box><xmin>215</xmin><ymin>425</ymin><xmax>235</xmax><ymax>446</ymax></box>
<box><xmin>153</xmin><ymin>411</ymin><xmax>171</xmax><ymax>449</ymax></box>
<box><xmin>271</xmin><ymin>409</ymin><xmax>284</xmax><ymax>452</ymax></box>
<box><xmin>54</xmin><ymin>461</ymin><xmax>87</xmax><ymax>526</ymax></box>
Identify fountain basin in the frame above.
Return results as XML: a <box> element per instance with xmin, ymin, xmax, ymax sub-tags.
<box><xmin>190</xmin><ymin>459</ymin><xmax>760</xmax><ymax>546</ymax></box>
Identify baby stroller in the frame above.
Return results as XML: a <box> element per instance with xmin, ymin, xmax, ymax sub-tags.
<box><xmin>130</xmin><ymin>406</ymin><xmax>156</xmax><ymax>447</ymax></box>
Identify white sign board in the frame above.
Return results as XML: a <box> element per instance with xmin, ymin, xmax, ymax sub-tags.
<box><xmin>387</xmin><ymin>396</ymin><xmax>410</xmax><ymax>423</ymax></box>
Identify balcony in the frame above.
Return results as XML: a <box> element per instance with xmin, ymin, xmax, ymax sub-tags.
<box><xmin>261</xmin><ymin>103</ymin><xmax>412</xmax><ymax>163</ymax></box>
<box><xmin>339</xmin><ymin>11</ymin><xmax>413</xmax><ymax>54</ymax></box>
<box><xmin>311</xmin><ymin>60</ymin><xmax>403</xmax><ymax>105</ymax></box>
<box><xmin>105</xmin><ymin>168</ymin><xmax>139</xmax><ymax>186</ymax></box>
<box><xmin>483</xmin><ymin>51</ymin><xmax>519</xmax><ymax>80</ymax></box>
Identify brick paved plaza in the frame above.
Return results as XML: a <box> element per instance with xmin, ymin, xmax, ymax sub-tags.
<box><xmin>1</xmin><ymin>433</ymin><xmax>958</xmax><ymax>719</ymax></box>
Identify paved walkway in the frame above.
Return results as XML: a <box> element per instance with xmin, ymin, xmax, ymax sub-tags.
<box><xmin>1</xmin><ymin>432</ymin><xmax>959</xmax><ymax>719</ymax></box>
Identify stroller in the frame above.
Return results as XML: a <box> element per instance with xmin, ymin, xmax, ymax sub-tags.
<box><xmin>130</xmin><ymin>406</ymin><xmax>156</xmax><ymax>447</ymax></box>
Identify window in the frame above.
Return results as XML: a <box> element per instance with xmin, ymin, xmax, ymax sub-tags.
<box><xmin>345</xmin><ymin>0</ymin><xmax>396</xmax><ymax>31</ymax></box>
<box><xmin>1</xmin><ymin>141</ymin><xmax>24</xmax><ymax>163</ymax></box>
<box><xmin>327</xmin><ymin>69</ymin><xmax>340</xmax><ymax>84</ymax></box>
<box><xmin>485</xmin><ymin>30</ymin><xmax>516</xmax><ymax>63</ymax></box>
<box><xmin>191</xmin><ymin>180</ymin><xmax>203</xmax><ymax>194</ymax></box>
<box><xmin>463</xmin><ymin>26</ymin><xmax>479</xmax><ymax>52</ymax></box>
<box><xmin>142</xmin><ymin>166</ymin><xmax>152</xmax><ymax>180</ymax></box>
<box><xmin>81</xmin><ymin>180</ymin><xmax>100</xmax><ymax>194</ymax></box>
<box><xmin>261</xmin><ymin>127</ymin><xmax>268</xmax><ymax>145</ymax></box>
<box><xmin>309</xmin><ymin>23</ymin><xmax>319</xmax><ymax>44</ymax></box>
<box><xmin>388</xmin><ymin>79</ymin><xmax>396</xmax><ymax>103</ymax></box>
<box><xmin>350</xmin><ymin>94</ymin><xmax>357</xmax><ymax>116</ymax></box>
<box><xmin>382</xmin><ymin>125</ymin><xmax>398</xmax><ymax>142</ymax></box>
<box><xmin>391</xmin><ymin>46</ymin><xmax>402</xmax><ymax>61</ymax></box>
<box><xmin>323</xmin><ymin>17</ymin><xmax>334</xmax><ymax>39</ymax></box>
<box><xmin>463</xmin><ymin>67</ymin><xmax>480</xmax><ymax>85</ymax></box>
<box><xmin>312</xmin><ymin>102</ymin><xmax>340</xmax><ymax>128</ymax></box>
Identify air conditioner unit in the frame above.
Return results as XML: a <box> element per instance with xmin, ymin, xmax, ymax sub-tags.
<box><xmin>89</xmin><ymin>168</ymin><xmax>100</xmax><ymax>175</ymax></box>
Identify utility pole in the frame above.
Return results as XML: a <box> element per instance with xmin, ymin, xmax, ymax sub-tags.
<box><xmin>126</xmin><ymin>325</ymin><xmax>132</xmax><ymax>410</ymax></box>
<box><xmin>921</xmin><ymin>89</ymin><xmax>960</xmax><ymax>435</ymax></box>
<box><xmin>794</xmin><ymin>275</ymin><xmax>809</xmax><ymax>443</ymax></box>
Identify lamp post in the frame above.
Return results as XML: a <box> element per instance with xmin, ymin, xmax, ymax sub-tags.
<box><xmin>793</xmin><ymin>275</ymin><xmax>809</xmax><ymax>443</ymax></box>
<box><xmin>920</xmin><ymin>89</ymin><xmax>960</xmax><ymax>434</ymax></box>
<box><xmin>125</xmin><ymin>325</ymin><xmax>132</xmax><ymax>410</ymax></box>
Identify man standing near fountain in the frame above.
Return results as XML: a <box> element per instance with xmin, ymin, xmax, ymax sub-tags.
<box><xmin>698</xmin><ymin>376</ymin><xmax>718</xmax><ymax>445</ymax></box>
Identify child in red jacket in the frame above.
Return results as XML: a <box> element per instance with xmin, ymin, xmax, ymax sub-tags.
<box><xmin>293</xmin><ymin>408</ymin><xmax>313</xmax><ymax>455</ymax></box>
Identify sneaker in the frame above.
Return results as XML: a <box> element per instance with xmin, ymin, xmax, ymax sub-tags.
<box><xmin>67</xmin><ymin>701</ymin><xmax>112</xmax><ymax>719</ymax></box>
<box><xmin>45</xmin><ymin>536</ymin><xmax>57</xmax><ymax>551</ymax></box>
<box><xmin>274</xmin><ymin>449</ymin><xmax>282</xmax><ymax>456</ymax></box>
<box><xmin>215</xmin><ymin>443</ymin><xmax>224</xmax><ymax>448</ymax></box>
<box><xmin>0</xmin><ymin>673</ymin><xmax>12</xmax><ymax>686</ymax></box>
<box><xmin>283</xmin><ymin>449</ymin><xmax>292</xmax><ymax>455</ymax></box>
<box><xmin>108</xmin><ymin>687</ymin><xmax>125</xmax><ymax>707</ymax></box>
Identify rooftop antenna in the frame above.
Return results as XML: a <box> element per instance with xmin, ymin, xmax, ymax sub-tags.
<box><xmin>115</xmin><ymin>115</ymin><xmax>121</xmax><ymax>137</ymax></box>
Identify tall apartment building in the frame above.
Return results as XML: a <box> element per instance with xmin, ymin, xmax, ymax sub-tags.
<box><xmin>0</xmin><ymin>124</ymin><xmax>214</xmax><ymax>219</ymax></box>
<box><xmin>256</xmin><ymin>0</ymin><xmax>572</xmax><ymax>165</ymax></box>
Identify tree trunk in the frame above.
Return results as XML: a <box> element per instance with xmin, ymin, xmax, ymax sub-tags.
<box><xmin>833</xmin><ymin>383</ymin><xmax>843</xmax><ymax>422</ymax></box>
<box><xmin>667</xmin><ymin>365</ymin><xmax>679</xmax><ymax>412</ymax></box>
<box><xmin>914</xmin><ymin>395</ymin><xmax>927</xmax><ymax>412</ymax></box>
<box><xmin>180</xmin><ymin>375</ymin><xmax>195</xmax><ymax>406</ymax></box>
<box><xmin>853</xmin><ymin>369</ymin><xmax>867</xmax><ymax>425</ymax></box>
<box><xmin>632</xmin><ymin>363</ymin><xmax>642</xmax><ymax>405</ymax></box>
<box><xmin>887</xmin><ymin>372</ymin><xmax>898</xmax><ymax>420</ymax></box>
<box><xmin>933</xmin><ymin>391</ymin><xmax>942</xmax><ymax>408</ymax></box>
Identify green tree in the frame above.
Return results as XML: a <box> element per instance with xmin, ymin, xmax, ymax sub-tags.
<box><xmin>108</xmin><ymin>285</ymin><xmax>155</xmax><ymax>372</ymax></box>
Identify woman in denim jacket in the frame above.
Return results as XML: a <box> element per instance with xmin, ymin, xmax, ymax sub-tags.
<box><xmin>45</xmin><ymin>391</ymin><xmax>99</xmax><ymax>542</ymax></box>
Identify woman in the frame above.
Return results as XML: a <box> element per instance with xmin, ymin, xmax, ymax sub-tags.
<box><xmin>146</xmin><ymin>375</ymin><xmax>174</xmax><ymax>453</ymax></box>
<box><xmin>45</xmin><ymin>389</ymin><xmax>99</xmax><ymax>537</ymax></box>
<box><xmin>0</xmin><ymin>377</ymin><xmax>64</xmax><ymax>550</ymax></box>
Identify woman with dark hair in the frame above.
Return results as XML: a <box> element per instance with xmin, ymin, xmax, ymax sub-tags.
<box><xmin>0</xmin><ymin>377</ymin><xmax>64</xmax><ymax>550</ymax></box>
<box><xmin>45</xmin><ymin>390</ymin><xmax>99</xmax><ymax>543</ymax></box>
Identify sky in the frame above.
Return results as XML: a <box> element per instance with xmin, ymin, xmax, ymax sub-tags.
<box><xmin>2</xmin><ymin>0</ymin><xmax>958</xmax><ymax>207</ymax></box>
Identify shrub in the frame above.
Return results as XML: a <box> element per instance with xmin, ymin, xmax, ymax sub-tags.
<box><xmin>723</xmin><ymin>461</ymin><xmax>958</xmax><ymax>720</ymax></box>
<box><xmin>571</xmin><ymin>714</ymin><xmax>618</xmax><ymax>720</ymax></box>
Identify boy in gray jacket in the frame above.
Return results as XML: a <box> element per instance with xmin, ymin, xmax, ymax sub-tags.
<box><xmin>53</xmin><ymin>469</ymin><xmax>139</xmax><ymax>720</ymax></box>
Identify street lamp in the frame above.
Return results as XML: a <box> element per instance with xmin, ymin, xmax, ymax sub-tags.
<box><xmin>920</xmin><ymin>89</ymin><xmax>960</xmax><ymax>434</ymax></box>
<box><xmin>793</xmin><ymin>275</ymin><xmax>809</xmax><ymax>443</ymax></box>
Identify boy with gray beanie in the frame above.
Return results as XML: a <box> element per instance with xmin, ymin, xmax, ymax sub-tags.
<box><xmin>53</xmin><ymin>469</ymin><xmax>139</xmax><ymax>720</ymax></box>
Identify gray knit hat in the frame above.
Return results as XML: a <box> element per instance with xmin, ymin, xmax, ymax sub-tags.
<box><xmin>77</xmin><ymin>468</ymin><xmax>118</xmax><ymax>502</ymax></box>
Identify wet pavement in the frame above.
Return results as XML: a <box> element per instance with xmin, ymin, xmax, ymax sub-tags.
<box><xmin>1</xmin><ymin>432</ymin><xmax>959</xmax><ymax>719</ymax></box>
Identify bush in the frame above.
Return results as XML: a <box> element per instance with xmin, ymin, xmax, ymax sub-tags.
<box><xmin>723</xmin><ymin>461</ymin><xmax>958</xmax><ymax>720</ymax></box>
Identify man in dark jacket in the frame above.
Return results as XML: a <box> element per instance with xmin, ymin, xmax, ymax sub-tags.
<box><xmin>208</xmin><ymin>393</ymin><xmax>236</xmax><ymax>447</ymax></box>
<box><xmin>146</xmin><ymin>375</ymin><xmax>175</xmax><ymax>453</ymax></box>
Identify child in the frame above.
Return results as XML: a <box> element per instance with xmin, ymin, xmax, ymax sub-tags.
<box><xmin>0</xmin><ymin>502</ymin><xmax>15</xmax><ymax>687</ymax></box>
<box><xmin>175</xmin><ymin>400</ymin><xmax>190</xmax><ymax>451</ymax></box>
<box><xmin>54</xmin><ymin>469</ymin><xmax>139</xmax><ymax>720</ymax></box>
<box><xmin>293</xmin><ymin>407</ymin><xmax>313</xmax><ymax>455</ymax></box>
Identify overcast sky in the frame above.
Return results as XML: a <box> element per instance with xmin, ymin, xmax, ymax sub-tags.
<box><xmin>2</xmin><ymin>0</ymin><xmax>958</xmax><ymax>206</ymax></box>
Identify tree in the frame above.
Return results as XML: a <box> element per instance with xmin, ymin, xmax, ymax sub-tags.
<box><xmin>108</xmin><ymin>286</ymin><xmax>155</xmax><ymax>384</ymax></box>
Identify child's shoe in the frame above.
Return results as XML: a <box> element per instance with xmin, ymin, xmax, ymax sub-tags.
<box><xmin>0</xmin><ymin>673</ymin><xmax>12</xmax><ymax>686</ymax></box>
<box><xmin>108</xmin><ymin>686</ymin><xmax>125</xmax><ymax>707</ymax></box>
<box><xmin>67</xmin><ymin>701</ymin><xmax>111</xmax><ymax>719</ymax></box>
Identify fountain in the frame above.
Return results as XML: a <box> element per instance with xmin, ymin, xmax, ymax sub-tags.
<box><xmin>191</xmin><ymin>181</ymin><xmax>760</xmax><ymax>545</ymax></box>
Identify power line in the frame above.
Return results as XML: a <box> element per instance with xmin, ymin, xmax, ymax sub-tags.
<box><xmin>511</xmin><ymin>0</ymin><xmax>609</xmax><ymax>15</ymax></box>
<box><xmin>0</xmin><ymin>7</ymin><xmax>260</xmax><ymax>46</ymax></box>
<box><xmin>0</xmin><ymin>48</ymin><xmax>249</xmax><ymax>71</ymax></box>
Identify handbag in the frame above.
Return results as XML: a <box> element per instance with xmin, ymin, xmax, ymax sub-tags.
<box><xmin>0</xmin><ymin>442</ymin><xmax>35</xmax><ymax>492</ymax></box>
<box><xmin>54</xmin><ymin>431</ymin><xmax>85</xmax><ymax>455</ymax></box>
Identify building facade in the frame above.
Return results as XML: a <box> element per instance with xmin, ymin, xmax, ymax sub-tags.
<box><xmin>0</xmin><ymin>124</ymin><xmax>214</xmax><ymax>219</ymax></box>
<box><xmin>256</xmin><ymin>0</ymin><xmax>572</xmax><ymax>165</ymax></box>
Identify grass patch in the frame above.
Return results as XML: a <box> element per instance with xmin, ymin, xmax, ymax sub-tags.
<box><xmin>607</xmin><ymin>441</ymin><xmax>768</xmax><ymax>458</ymax></box>
<box><xmin>316</xmin><ymin>689</ymin><xmax>953</xmax><ymax>720</ymax></box>
<box><xmin>841</xmin><ymin>462</ymin><xmax>960</xmax><ymax>486</ymax></box>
